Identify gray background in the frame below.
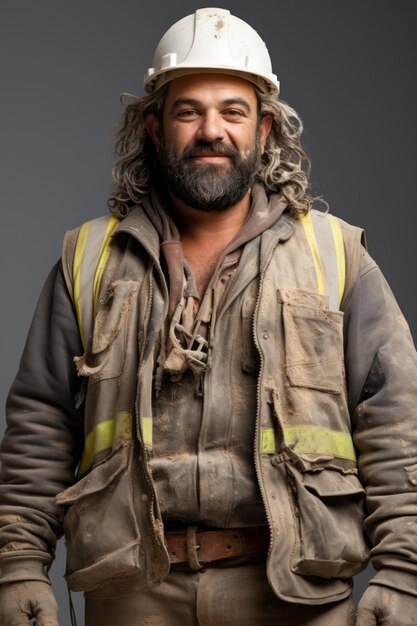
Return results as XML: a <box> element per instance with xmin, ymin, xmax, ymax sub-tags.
<box><xmin>1</xmin><ymin>1</ymin><xmax>416</xmax><ymax>623</ymax></box>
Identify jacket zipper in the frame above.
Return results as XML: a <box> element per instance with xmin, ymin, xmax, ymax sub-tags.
<box><xmin>136</xmin><ymin>265</ymin><xmax>154</xmax><ymax>441</ymax></box>
<box><xmin>252</xmin><ymin>237</ymin><xmax>283</xmax><ymax>560</ymax></box>
<box><xmin>135</xmin><ymin>268</ymin><xmax>170</xmax><ymax>576</ymax></box>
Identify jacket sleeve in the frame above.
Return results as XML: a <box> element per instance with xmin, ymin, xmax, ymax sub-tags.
<box><xmin>344</xmin><ymin>248</ymin><xmax>417</xmax><ymax>596</ymax></box>
<box><xmin>0</xmin><ymin>262</ymin><xmax>84</xmax><ymax>585</ymax></box>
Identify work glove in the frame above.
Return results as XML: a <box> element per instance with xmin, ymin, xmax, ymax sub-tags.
<box><xmin>356</xmin><ymin>584</ymin><xmax>417</xmax><ymax>625</ymax></box>
<box><xmin>0</xmin><ymin>580</ymin><xmax>59</xmax><ymax>626</ymax></box>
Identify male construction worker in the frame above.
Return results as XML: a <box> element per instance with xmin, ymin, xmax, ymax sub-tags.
<box><xmin>1</xmin><ymin>7</ymin><xmax>417</xmax><ymax>626</ymax></box>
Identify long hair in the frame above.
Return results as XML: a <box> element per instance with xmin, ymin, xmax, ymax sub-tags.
<box><xmin>108</xmin><ymin>84</ymin><xmax>317</xmax><ymax>218</ymax></box>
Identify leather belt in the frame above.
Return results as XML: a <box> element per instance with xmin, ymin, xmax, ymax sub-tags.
<box><xmin>165</xmin><ymin>525</ymin><xmax>270</xmax><ymax>570</ymax></box>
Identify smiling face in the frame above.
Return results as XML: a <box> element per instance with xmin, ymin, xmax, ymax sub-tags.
<box><xmin>145</xmin><ymin>73</ymin><xmax>272</xmax><ymax>211</ymax></box>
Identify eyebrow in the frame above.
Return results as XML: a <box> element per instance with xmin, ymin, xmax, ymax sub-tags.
<box><xmin>170</xmin><ymin>97</ymin><xmax>252</xmax><ymax>114</ymax></box>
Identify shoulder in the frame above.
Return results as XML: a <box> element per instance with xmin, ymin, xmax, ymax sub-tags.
<box><xmin>63</xmin><ymin>214</ymin><xmax>121</xmax><ymax>247</ymax></box>
<box><xmin>61</xmin><ymin>213</ymin><xmax>121</xmax><ymax>299</ymax></box>
<box><xmin>298</xmin><ymin>210</ymin><xmax>367</xmax><ymax>310</ymax></box>
<box><xmin>305</xmin><ymin>209</ymin><xmax>365</xmax><ymax>241</ymax></box>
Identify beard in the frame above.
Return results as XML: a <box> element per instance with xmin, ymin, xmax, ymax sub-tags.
<box><xmin>156</xmin><ymin>136</ymin><xmax>262</xmax><ymax>212</ymax></box>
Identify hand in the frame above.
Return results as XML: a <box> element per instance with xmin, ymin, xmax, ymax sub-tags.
<box><xmin>356</xmin><ymin>585</ymin><xmax>417</xmax><ymax>626</ymax></box>
<box><xmin>0</xmin><ymin>581</ymin><xmax>59</xmax><ymax>626</ymax></box>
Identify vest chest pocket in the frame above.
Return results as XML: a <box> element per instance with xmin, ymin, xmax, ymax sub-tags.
<box><xmin>278</xmin><ymin>289</ymin><xmax>344</xmax><ymax>394</ymax></box>
<box><xmin>75</xmin><ymin>280</ymin><xmax>139</xmax><ymax>383</ymax></box>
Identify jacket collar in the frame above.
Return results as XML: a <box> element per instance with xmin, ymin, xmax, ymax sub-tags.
<box><xmin>113</xmin><ymin>204</ymin><xmax>161</xmax><ymax>265</ymax></box>
<box><xmin>112</xmin><ymin>185</ymin><xmax>297</xmax><ymax>260</ymax></box>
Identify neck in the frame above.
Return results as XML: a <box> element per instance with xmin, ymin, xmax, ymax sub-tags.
<box><xmin>167</xmin><ymin>189</ymin><xmax>251</xmax><ymax>246</ymax></box>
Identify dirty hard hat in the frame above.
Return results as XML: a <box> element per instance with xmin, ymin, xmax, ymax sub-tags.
<box><xmin>144</xmin><ymin>7</ymin><xmax>279</xmax><ymax>96</ymax></box>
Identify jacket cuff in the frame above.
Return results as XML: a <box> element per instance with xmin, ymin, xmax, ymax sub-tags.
<box><xmin>370</xmin><ymin>568</ymin><xmax>417</xmax><ymax>597</ymax></box>
<box><xmin>0</xmin><ymin>552</ymin><xmax>52</xmax><ymax>585</ymax></box>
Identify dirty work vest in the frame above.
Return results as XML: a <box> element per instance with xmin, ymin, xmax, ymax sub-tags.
<box><xmin>63</xmin><ymin>208</ymin><xmax>357</xmax><ymax>477</ymax></box>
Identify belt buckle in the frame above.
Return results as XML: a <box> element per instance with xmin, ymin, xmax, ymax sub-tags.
<box><xmin>186</xmin><ymin>525</ymin><xmax>203</xmax><ymax>570</ymax></box>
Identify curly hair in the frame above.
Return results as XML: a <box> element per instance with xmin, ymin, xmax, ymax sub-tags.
<box><xmin>108</xmin><ymin>84</ymin><xmax>317</xmax><ymax>218</ymax></box>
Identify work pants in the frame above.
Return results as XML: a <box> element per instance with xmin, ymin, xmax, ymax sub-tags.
<box><xmin>85</xmin><ymin>562</ymin><xmax>356</xmax><ymax>625</ymax></box>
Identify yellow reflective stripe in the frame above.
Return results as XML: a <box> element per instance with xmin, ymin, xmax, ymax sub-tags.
<box><xmin>261</xmin><ymin>428</ymin><xmax>276</xmax><ymax>454</ymax></box>
<box><xmin>92</xmin><ymin>215</ymin><xmax>120</xmax><ymax>316</ymax></box>
<box><xmin>285</xmin><ymin>424</ymin><xmax>356</xmax><ymax>460</ymax></box>
<box><xmin>142</xmin><ymin>417</ymin><xmax>153</xmax><ymax>447</ymax></box>
<box><xmin>78</xmin><ymin>411</ymin><xmax>132</xmax><ymax>477</ymax></box>
<box><xmin>260</xmin><ymin>425</ymin><xmax>356</xmax><ymax>461</ymax></box>
<box><xmin>327</xmin><ymin>215</ymin><xmax>346</xmax><ymax>305</ymax></box>
<box><xmin>73</xmin><ymin>221</ymin><xmax>91</xmax><ymax>348</ymax></box>
<box><xmin>300</xmin><ymin>213</ymin><xmax>326</xmax><ymax>296</ymax></box>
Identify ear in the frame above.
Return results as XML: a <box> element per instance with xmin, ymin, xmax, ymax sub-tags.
<box><xmin>258</xmin><ymin>114</ymin><xmax>273</xmax><ymax>154</ymax></box>
<box><xmin>144</xmin><ymin>114</ymin><xmax>161</xmax><ymax>151</ymax></box>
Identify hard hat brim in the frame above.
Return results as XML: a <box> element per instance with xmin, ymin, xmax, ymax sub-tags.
<box><xmin>144</xmin><ymin>66</ymin><xmax>279</xmax><ymax>96</ymax></box>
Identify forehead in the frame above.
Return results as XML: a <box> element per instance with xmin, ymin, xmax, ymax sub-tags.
<box><xmin>164</xmin><ymin>73</ymin><xmax>258</xmax><ymax>110</ymax></box>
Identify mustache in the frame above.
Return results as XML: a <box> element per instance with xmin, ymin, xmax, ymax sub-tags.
<box><xmin>182</xmin><ymin>141</ymin><xmax>240</xmax><ymax>160</ymax></box>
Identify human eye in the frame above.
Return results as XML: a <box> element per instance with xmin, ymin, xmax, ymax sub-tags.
<box><xmin>223</xmin><ymin>108</ymin><xmax>245</xmax><ymax>121</ymax></box>
<box><xmin>177</xmin><ymin>108</ymin><xmax>199</xmax><ymax>120</ymax></box>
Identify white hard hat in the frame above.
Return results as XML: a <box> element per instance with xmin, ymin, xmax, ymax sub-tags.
<box><xmin>144</xmin><ymin>8</ymin><xmax>279</xmax><ymax>96</ymax></box>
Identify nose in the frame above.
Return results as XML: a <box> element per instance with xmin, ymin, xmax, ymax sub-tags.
<box><xmin>196</xmin><ymin>111</ymin><xmax>226</xmax><ymax>143</ymax></box>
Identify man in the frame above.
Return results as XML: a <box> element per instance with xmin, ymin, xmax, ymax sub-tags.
<box><xmin>1</xmin><ymin>7</ymin><xmax>417</xmax><ymax>625</ymax></box>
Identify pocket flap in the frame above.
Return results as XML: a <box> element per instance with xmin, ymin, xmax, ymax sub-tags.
<box><xmin>56</xmin><ymin>443</ymin><xmax>130</xmax><ymax>505</ymax></box>
<box><xmin>277</xmin><ymin>288</ymin><xmax>328</xmax><ymax>309</ymax></box>
<box><xmin>66</xmin><ymin>541</ymin><xmax>142</xmax><ymax>592</ymax></box>
<box><xmin>302</xmin><ymin>469</ymin><xmax>365</xmax><ymax>498</ymax></box>
<box><xmin>91</xmin><ymin>280</ymin><xmax>139</xmax><ymax>354</ymax></box>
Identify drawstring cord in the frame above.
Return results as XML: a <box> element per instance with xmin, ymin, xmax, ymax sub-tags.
<box><xmin>67</xmin><ymin>582</ymin><xmax>77</xmax><ymax>626</ymax></box>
